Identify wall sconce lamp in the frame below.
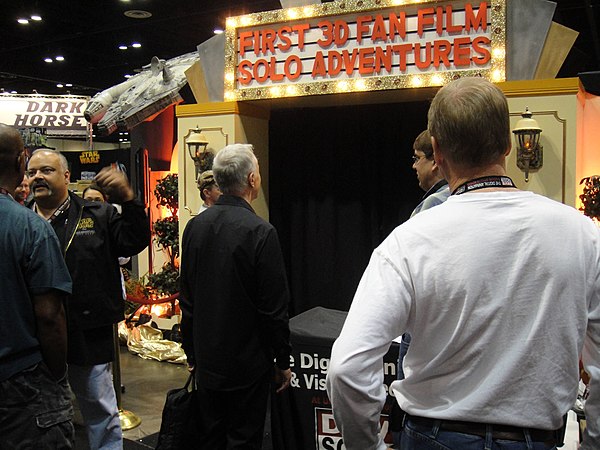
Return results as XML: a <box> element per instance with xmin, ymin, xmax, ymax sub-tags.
<box><xmin>183</xmin><ymin>126</ymin><xmax>228</xmax><ymax>216</ymax></box>
<box><xmin>185</xmin><ymin>127</ymin><xmax>210</xmax><ymax>180</ymax></box>
<box><xmin>512</xmin><ymin>107</ymin><xmax>543</xmax><ymax>182</ymax></box>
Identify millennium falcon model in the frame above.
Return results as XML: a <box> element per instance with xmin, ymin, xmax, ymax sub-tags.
<box><xmin>84</xmin><ymin>51</ymin><xmax>199</xmax><ymax>135</ymax></box>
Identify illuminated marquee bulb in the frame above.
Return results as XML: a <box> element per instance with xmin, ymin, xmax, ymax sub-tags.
<box><xmin>355</xmin><ymin>79</ymin><xmax>367</xmax><ymax>91</ymax></box>
<box><xmin>286</xmin><ymin>9</ymin><xmax>299</xmax><ymax>20</ymax></box>
<box><xmin>492</xmin><ymin>47</ymin><xmax>506</xmax><ymax>59</ymax></box>
<box><xmin>391</xmin><ymin>0</ymin><xmax>405</xmax><ymax>5</ymax></box>
<box><xmin>302</xmin><ymin>6</ymin><xmax>314</xmax><ymax>17</ymax></box>
<box><xmin>224</xmin><ymin>90</ymin><xmax>236</xmax><ymax>101</ymax></box>
<box><xmin>226</xmin><ymin>17</ymin><xmax>238</xmax><ymax>28</ymax></box>
<box><xmin>336</xmin><ymin>80</ymin><xmax>350</xmax><ymax>92</ymax></box>
<box><xmin>225</xmin><ymin>72</ymin><xmax>235</xmax><ymax>84</ymax></box>
<box><xmin>491</xmin><ymin>69</ymin><xmax>504</xmax><ymax>83</ymax></box>
<box><xmin>410</xmin><ymin>76</ymin><xmax>423</xmax><ymax>87</ymax></box>
<box><xmin>240</xmin><ymin>15</ymin><xmax>253</xmax><ymax>26</ymax></box>
<box><xmin>430</xmin><ymin>74</ymin><xmax>443</xmax><ymax>86</ymax></box>
<box><xmin>270</xmin><ymin>86</ymin><xmax>283</xmax><ymax>97</ymax></box>
<box><xmin>286</xmin><ymin>85</ymin><xmax>299</xmax><ymax>96</ymax></box>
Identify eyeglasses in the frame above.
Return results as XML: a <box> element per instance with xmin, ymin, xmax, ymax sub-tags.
<box><xmin>412</xmin><ymin>154</ymin><xmax>432</xmax><ymax>164</ymax></box>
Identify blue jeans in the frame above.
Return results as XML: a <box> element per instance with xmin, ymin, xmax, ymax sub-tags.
<box><xmin>69</xmin><ymin>363</ymin><xmax>122</xmax><ymax>450</ymax></box>
<box><xmin>398</xmin><ymin>333</ymin><xmax>411</xmax><ymax>380</ymax></box>
<box><xmin>393</xmin><ymin>333</ymin><xmax>412</xmax><ymax>446</ymax></box>
<box><xmin>400</xmin><ymin>418</ymin><xmax>557</xmax><ymax>450</ymax></box>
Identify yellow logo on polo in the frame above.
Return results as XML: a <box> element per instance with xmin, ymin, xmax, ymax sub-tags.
<box><xmin>78</xmin><ymin>218</ymin><xmax>95</xmax><ymax>230</ymax></box>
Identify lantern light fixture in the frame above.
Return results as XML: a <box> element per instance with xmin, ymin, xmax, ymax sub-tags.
<box><xmin>512</xmin><ymin>107</ymin><xmax>543</xmax><ymax>182</ymax></box>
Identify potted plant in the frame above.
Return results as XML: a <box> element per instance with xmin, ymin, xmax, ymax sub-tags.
<box><xmin>125</xmin><ymin>173</ymin><xmax>180</xmax><ymax>325</ymax></box>
<box><xmin>580</xmin><ymin>175</ymin><xmax>600</xmax><ymax>224</ymax></box>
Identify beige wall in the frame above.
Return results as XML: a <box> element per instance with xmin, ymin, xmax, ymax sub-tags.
<box><xmin>176</xmin><ymin>102</ymin><xmax>270</xmax><ymax>239</ymax></box>
<box><xmin>500</xmin><ymin>78</ymin><xmax>579</xmax><ymax>206</ymax></box>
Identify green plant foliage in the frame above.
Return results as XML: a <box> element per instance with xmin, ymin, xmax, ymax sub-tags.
<box><xmin>145</xmin><ymin>173</ymin><xmax>181</xmax><ymax>296</ymax></box>
<box><xmin>147</xmin><ymin>263</ymin><xmax>180</xmax><ymax>295</ymax></box>
<box><xmin>154</xmin><ymin>173</ymin><xmax>179</xmax><ymax>215</ymax></box>
<box><xmin>153</xmin><ymin>216</ymin><xmax>180</xmax><ymax>260</ymax></box>
<box><xmin>580</xmin><ymin>176</ymin><xmax>600</xmax><ymax>221</ymax></box>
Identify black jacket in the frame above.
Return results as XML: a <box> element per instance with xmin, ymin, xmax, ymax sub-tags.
<box><xmin>33</xmin><ymin>192</ymin><xmax>150</xmax><ymax>329</ymax></box>
<box><xmin>180</xmin><ymin>195</ymin><xmax>291</xmax><ymax>390</ymax></box>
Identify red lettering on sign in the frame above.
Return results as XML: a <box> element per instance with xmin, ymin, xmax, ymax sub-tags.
<box><xmin>418</xmin><ymin>8</ymin><xmax>435</xmax><ymax>37</ymax></box>
<box><xmin>358</xmin><ymin>48</ymin><xmax>375</xmax><ymax>75</ymax></box>
<box><xmin>312</xmin><ymin>51</ymin><xmax>327</xmax><ymax>77</ymax></box>
<box><xmin>471</xmin><ymin>36</ymin><xmax>491</xmax><ymax>64</ymax></box>
<box><xmin>433</xmin><ymin>40</ymin><xmax>451</xmax><ymax>68</ymax></box>
<box><xmin>388</xmin><ymin>12</ymin><xmax>406</xmax><ymax>40</ymax></box>
<box><xmin>374</xmin><ymin>46</ymin><xmax>393</xmax><ymax>73</ymax></box>
<box><xmin>452</xmin><ymin>37</ymin><xmax>472</xmax><ymax>66</ymax></box>
<box><xmin>356</xmin><ymin>15</ymin><xmax>372</xmax><ymax>44</ymax></box>
<box><xmin>466</xmin><ymin>2</ymin><xmax>488</xmax><ymax>32</ymax></box>
<box><xmin>445</xmin><ymin>6</ymin><xmax>463</xmax><ymax>33</ymax></box>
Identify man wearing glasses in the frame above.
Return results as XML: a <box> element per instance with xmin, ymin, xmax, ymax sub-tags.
<box><xmin>410</xmin><ymin>129</ymin><xmax>450</xmax><ymax>217</ymax></box>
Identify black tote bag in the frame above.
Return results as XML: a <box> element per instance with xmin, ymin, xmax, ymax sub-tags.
<box><xmin>155</xmin><ymin>373</ymin><xmax>198</xmax><ymax>449</ymax></box>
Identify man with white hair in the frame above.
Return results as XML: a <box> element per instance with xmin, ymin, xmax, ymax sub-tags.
<box><xmin>181</xmin><ymin>143</ymin><xmax>292</xmax><ymax>449</ymax></box>
<box><xmin>326</xmin><ymin>77</ymin><xmax>600</xmax><ymax>450</ymax></box>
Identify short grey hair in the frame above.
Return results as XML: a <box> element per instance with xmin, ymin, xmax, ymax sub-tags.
<box><xmin>428</xmin><ymin>77</ymin><xmax>511</xmax><ymax>168</ymax></box>
<box><xmin>31</xmin><ymin>148</ymin><xmax>69</xmax><ymax>172</ymax></box>
<box><xmin>213</xmin><ymin>144</ymin><xmax>256</xmax><ymax>195</ymax></box>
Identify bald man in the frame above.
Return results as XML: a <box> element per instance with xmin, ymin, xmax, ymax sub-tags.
<box><xmin>27</xmin><ymin>148</ymin><xmax>150</xmax><ymax>449</ymax></box>
<box><xmin>0</xmin><ymin>124</ymin><xmax>73</xmax><ymax>448</ymax></box>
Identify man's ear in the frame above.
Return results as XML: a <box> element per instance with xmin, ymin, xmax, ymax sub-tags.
<box><xmin>432</xmin><ymin>136</ymin><xmax>443</xmax><ymax>167</ymax></box>
<box><xmin>16</xmin><ymin>151</ymin><xmax>24</xmax><ymax>172</ymax></box>
<box><xmin>64</xmin><ymin>170</ymin><xmax>71</xmax><ymax>185</ymax></box>
<box><xmin>248</xmin><ymin>171</ymin><xmax>256</xmax><ymax>189</ymax></box>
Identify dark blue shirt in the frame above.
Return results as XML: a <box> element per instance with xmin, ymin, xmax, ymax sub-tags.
<box><xmin>0</xmin><ymin>194</ymin><xmax>71</xmax><ymax>381</ymax></box>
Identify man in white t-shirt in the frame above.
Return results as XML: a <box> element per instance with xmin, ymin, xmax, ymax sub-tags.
<box><xmin>326</xmin><ymin>77</ymin><xmax>600</xmax><ymax>450</ymax></box>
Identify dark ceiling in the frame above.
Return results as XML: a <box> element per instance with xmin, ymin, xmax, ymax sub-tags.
<box><xmin>1</xmin><ymin>0</ymin><xmax>599</xmax><ymax>98</ymax></box>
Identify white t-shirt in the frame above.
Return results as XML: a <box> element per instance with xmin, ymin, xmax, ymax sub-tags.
<box><xmin>326</xmin><ymin>190</ymin><xmax>600</xmax><ymax>450</ymax></box>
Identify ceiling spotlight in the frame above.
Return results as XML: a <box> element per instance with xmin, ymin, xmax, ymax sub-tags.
<box><xmin>124</xmin><ymin>10</ymin><xmax>152</xmax><ymax>19</ymax></box>
<box><xmin>66</xmin><ymin>83</ymin><xmax>72</xmax><ymax>87</ymax></box>
<box><xmin>55</xmin><ymin>55</ymin><xmax>65</xmax><ymax>61</ymax></box>
<box><xmin>44</xmin><ymin>57</ymin><xmax>53</xmax><ymax>63</ymax></box>
<box><xmin>131</xmin><ymin>42</ymin><xmax>142</xmax><ymax>48</ymax></box>
<box><xmin>30</xmin><ymin>15</ymin><xmax>42</xmax><ymax>21</ymax></box>
<box><xmin>17</xmin><ymin>18</ymin><xmax>29</xmax><ymax>24</ymax></box>
<box><xmin>57</xmin><ymin>83</ymin><xmax>64</xmax><ymax>88</ymax></box>
<box><xmin>214</xmin><ymin>28</ymin><xmax>224</xmax><ymax>34</ymax></box>
<box><xmin>10</xmin><ymin>91</ymin><xmax>17</xmax><ymax>94</ymax></box>
<box><xmin>119</xmin><ymin>45</ymin><xmax>128</xmax><ymax>50</ymax></box>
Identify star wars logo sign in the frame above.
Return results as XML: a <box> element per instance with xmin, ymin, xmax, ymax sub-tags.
<box><xmin>315</xmin><ymin>408</ymin><xmax>392</xmax><ymax>449</ymax></box>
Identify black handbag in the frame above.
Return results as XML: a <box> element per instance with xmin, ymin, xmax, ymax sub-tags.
<box><xmin>155</xmin><ymin>373</ymin><xmax>198</xmax><ymax>450</ymax></box>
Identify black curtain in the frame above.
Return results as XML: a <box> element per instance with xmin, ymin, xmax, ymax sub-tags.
<box><xmin>269</xmin><ymin>100</ymin><xmax>431</xmax><ymax>316</ymax></box>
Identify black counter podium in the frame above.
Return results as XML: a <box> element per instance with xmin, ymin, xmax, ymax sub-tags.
<box><xmin>271</xmin><ymin>306</ymin><xmax>399</xmax><ymax>449</ymax></box>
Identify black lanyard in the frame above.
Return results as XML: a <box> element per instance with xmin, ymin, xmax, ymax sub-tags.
<box><xmin>452</xmin><ymin>176</ymin><xmax>516</xmax><ymax>195</ymax></box>
<box><xmin>35</xmin><ymin>196</ymin><xmax>71</xmax><ymax>224</ymax></box>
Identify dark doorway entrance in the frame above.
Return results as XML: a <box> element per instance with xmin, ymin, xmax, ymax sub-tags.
<box><xmin>270</xmin><ymin>100</ymin><xmax>431</xmax><ymax>315</ymax></box>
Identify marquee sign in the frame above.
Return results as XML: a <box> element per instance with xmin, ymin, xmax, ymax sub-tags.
<box><xmin>224</xmin><ymin>0</ymin><xmax>506</xmax><ymax>100</ymax></box>
<box><xmin>0</xmin><ymin>94</ymin><xmax>89</xmax><ymax>137</ymax></box>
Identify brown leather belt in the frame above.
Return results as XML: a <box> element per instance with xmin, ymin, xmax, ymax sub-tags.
<box><xmin>406</xmin><ymin>415</ymin><xmax>558</xmax><ymax>444</ymax></box>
